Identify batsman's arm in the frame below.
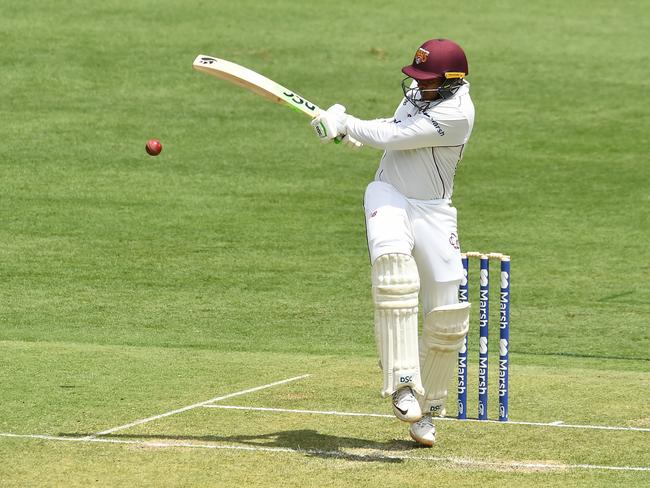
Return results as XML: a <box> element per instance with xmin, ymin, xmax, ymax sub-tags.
<box><xmin>344</xmin><ymin>114</ymin><xmax>469</xmax><ymax>150</ymax></box>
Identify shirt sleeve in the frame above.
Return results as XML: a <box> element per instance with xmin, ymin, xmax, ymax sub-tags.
<box><xmin>344</xmin><ymin>112</ymin><xmax>469</xmax><ymax>150</ymax></box>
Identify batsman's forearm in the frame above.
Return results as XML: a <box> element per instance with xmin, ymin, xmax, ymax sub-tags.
<box><xmin>345</xmin><ymin>115</ymin><xmax>468</xmax><ymax>150</ymax></box>
<box><xmin>344</xmin><ymin>116</ymin><xmax>430</xmax><ymax>151</ymax></box>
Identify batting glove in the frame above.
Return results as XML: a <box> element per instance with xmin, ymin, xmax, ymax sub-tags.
<box><xmin>311</xmin><ymin>104</ymin><xmax>349</xmax><ymax>143</ymax></box>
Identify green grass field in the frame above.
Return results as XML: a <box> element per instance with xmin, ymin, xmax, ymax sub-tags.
<box><xmin>1</xmin><ymin>0</ymin><xmax>649</xmax><ymax>485</ymax></box>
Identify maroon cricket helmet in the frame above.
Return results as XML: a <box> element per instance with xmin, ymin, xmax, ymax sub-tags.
<box><xmin>402</xmin><ymin>39</ymin><xmax>469</xmax><ymax>81</ymax></box>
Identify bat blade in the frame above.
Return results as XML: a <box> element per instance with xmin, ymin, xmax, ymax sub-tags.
<box><xmin>192</xmin><ymin>55</ymin><xmax>322</xmax><ymax>118</ymax></box>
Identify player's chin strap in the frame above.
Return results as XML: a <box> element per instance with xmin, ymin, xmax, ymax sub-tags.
<box><xmin>401</xmin><ymin>76</ymin><xmax>466</xmax><ymax>112</ymax></box>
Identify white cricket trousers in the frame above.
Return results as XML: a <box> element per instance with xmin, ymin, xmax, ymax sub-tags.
<box><xmin>364</xmin><ymin>181</ymin><xmax>463</xmax><ymax>314</ymax></box>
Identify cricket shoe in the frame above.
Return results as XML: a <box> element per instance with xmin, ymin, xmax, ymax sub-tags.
<box><xmin>409</xmin><ymin>414</ymin><xmax>436</xmax><ymax>446</ymax></box>
<box><xmin>391</xmin><ymin>386</ymin><xmax>422</xmax><ymax>423</ymax></box>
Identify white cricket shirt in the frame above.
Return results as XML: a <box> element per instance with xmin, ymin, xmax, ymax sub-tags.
<box><xmin>345</xmin><ymin>82</ymin><xmax>474</xmax><ymax>200</ymax></box>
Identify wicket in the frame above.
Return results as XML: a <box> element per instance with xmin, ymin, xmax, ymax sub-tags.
<box><xmin>458</xmin><ymin>252</ymin><xmax>511</xmax><ymax>421</ymax></box>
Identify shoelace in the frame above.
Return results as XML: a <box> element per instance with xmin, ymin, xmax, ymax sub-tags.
<box><xmin>417</xmin><ymin>415</ymin><xmax>433</xmax><ymax>428</ymax></box>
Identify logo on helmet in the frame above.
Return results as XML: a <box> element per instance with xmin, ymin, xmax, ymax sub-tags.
<box><xmin>414</xmin><ymin>47</ymin><xmax>429</xmax><ymax>65</ymax></box>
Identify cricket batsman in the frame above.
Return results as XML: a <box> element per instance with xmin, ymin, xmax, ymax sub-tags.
<box><xmin>311</xmin><ymin>39</ymin><xmax>475</xmax><ymax>446</ymax></box>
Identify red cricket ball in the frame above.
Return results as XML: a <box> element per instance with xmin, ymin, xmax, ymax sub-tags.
<box><xmin>145</xmin><ymin>139</ymin><xmax>162</xmax><ymax>156</ymax></box>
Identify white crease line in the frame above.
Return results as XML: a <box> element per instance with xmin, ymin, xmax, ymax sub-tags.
<box><xmin>0</xmin><ymin>432</ymin><xmax>648</xmax><ymax>472</ymax></box>
<box><xmin>203</xmin><ymin>405</ymin><xmax>650</xmax><ymax>432</ymax></box>
<box><xmin>86</xmin><ymin>374</ymin><xmax>310</xmax><ymax>439</ymax></box>
<box><xmin>204</xmin><ymin>405</ymin><xmax>394</xmax><ymax>418</ymax></box>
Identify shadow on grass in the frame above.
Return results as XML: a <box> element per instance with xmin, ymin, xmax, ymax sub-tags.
<box><xmin>62</xmin><ymin>429</ymin><xmax>426</xmax><ymax>463</ymax></box>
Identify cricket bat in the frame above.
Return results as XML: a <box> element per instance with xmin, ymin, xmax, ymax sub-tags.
<box><xmin>192</xmin><ymin>54</ymin><xmax>358</xmax><ymax>145</ymax></box>
<box><xmin>192</xmin><ymin>54</ymin><xmax>324</xmax><ymax>118</ymax></box>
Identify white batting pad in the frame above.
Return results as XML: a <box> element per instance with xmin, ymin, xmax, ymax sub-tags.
<box><xmin>418</xmin><ymin>302</ymin><xmax>470</xmax><ymax>414</ymax></box>
<box><xmin>372</xmin><ymin>253</ymin><xmax>424</xmax><ymax>397</ymax></box>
